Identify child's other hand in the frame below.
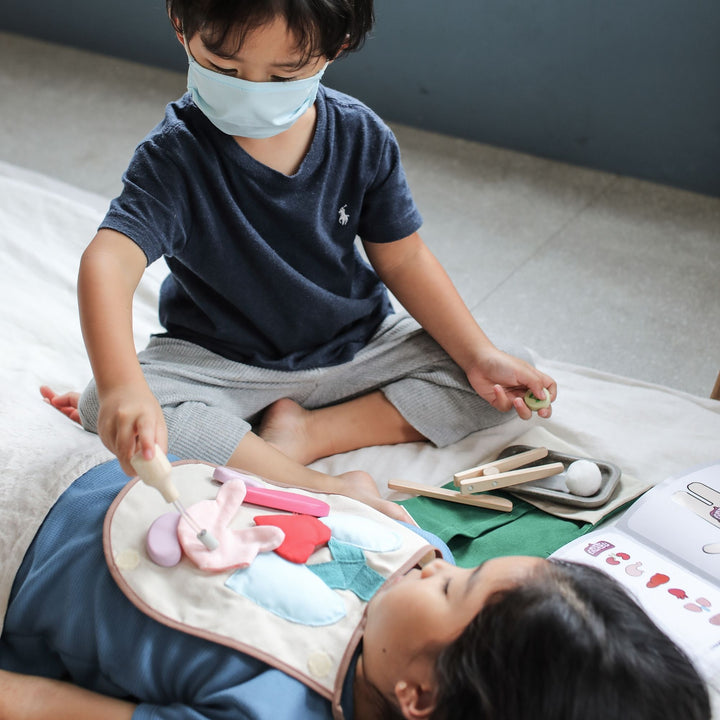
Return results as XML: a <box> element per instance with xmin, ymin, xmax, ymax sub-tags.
<box><xmin>96</xmin><ymin>385</ymin><xmax>168</xmax><ymax>475</ymax></box>
<box><xmin>466</xmin><ymin>349</ymin><xmax>556</xmax><ymax>420</ymax></box>
<box><xmin>40</xmin><ymin>385</ymin><xmax>82</xmax><ymax>424</ymax></box>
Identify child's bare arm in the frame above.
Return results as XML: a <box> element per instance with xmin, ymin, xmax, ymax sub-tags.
<box><xmin>363</xmin><ymin>232</ymin><xmax>556</xmax><ymax>418</ymax></box>
<box><xmin>0</xmin><ymin>670</ymin><xmax>135</xmax><ymax>720</ymax></box>
<box><xmin>78</xmin><ymin>229</ymin><xmax>167</xmax><ymax>473</ymax></box>
<box><xmin>364</xmin><ymin>232</ymin><xmax>495</xmax><ymax>367</ymax></box>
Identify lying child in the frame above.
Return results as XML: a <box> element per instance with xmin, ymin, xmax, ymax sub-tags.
<box><xmin>0</xmin><ymin>459</ymin><xmax>710</xmax><ymax>720</ymax></box>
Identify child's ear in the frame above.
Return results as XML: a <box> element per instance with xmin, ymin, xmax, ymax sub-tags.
<box><xmin>330</xmin><ymin>34</ymin><xmax>351</xmax><ymax>61</ymax></box>
<box><xmin>394</xmin><ymin>680</ymin><xmax>437</xmax><ymax>719</ymax></box>
<box><xmin>167</xmin><ymin>12</ymin><xmax>185</xmax><ymax>46</ymax></box>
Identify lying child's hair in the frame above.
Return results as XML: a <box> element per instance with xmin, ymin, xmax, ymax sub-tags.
<box><xmin>431</xmin><ymin>559</ymin><xmax>710</xmax><ymax>720</ymax></box>
<box><xmin>166</xmin><ymin>0</ymin><xmax>374</xmax><ymax>64</ymax></box>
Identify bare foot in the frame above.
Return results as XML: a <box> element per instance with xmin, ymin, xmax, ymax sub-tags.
<box><xmin>335</xmin><ymin>470</ymin><xmax>416</xmax><ymax>525</ymax></box>
<box><xmin>258</xmin><ymin>398</ymin><xmax>319</xmax><ymax>465</ymax></box>
<box><xmin>258</xmin><ymin>400</ymin><xmax>416</xmax><ymax>523</ymax></box>
<box><xmin>40</xmin><ymin>386</ymin><xmax>82</xmax><ymax>424</ymax></box>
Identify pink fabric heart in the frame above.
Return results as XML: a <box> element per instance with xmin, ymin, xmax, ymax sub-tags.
<box><xmin>178</xmin><ymin>480</ymin><xmax>285</xmax><ymax>572</ymax></box>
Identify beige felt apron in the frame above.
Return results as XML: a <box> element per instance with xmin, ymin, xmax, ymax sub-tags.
<box><xmin>104</xmin><ymin>461</ymin><xmax>435</xmax><ymax>719</ymax></box>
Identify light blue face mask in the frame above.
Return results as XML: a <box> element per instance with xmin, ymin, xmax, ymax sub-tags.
<box><xmin>187</xmin><ymin>54</ymin><xmax>327</xmax><ymax>138</ymax></box>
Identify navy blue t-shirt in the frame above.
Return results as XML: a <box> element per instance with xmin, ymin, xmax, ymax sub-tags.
<box><xmin>101</xmin><ymin>86</ymin><xmax>423</xmax><ymax>370</ymax></box>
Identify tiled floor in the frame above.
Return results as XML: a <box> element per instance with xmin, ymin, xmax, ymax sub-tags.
<box><xmin>2</xmin><ymin>31</ymin><xmax>718</xmax><ymax>397</ymax></box>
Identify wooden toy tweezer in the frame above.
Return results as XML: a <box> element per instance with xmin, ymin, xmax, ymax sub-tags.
<box><xmin>388</xmin><ymin>447</ymin><xmax>563</xmax><ymax>513</ymax></box>
<box><xmin>454</xmin><ymin>446</ymin><xmax>564</xmax><ymax>495</ymax></box>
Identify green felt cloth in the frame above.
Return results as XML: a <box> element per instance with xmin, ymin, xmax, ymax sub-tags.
<box><xmin>399</xmin><ymin>486</ymin><xmax>630</xmax><ymax>567</ymax></box>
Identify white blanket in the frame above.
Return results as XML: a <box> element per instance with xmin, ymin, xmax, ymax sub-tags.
<box><xmin>2</xmin><ymin>160</ymin><xmax>720</xmax><ymax>642</ymax></box>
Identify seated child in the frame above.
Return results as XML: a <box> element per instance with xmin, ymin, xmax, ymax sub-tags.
<box><xmin>0</xmin><ymin>459</ymin><xmax>710</xmax><ymax>720</ymax></box>
<box><xmin>49</xmin><ymin>0</ymin><xmax>557</xmax><ymax>522</ymax></box>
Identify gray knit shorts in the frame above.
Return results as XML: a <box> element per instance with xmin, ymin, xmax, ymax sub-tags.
<box><xmin>78</xmin><ymin>314</ymin><xmax>529</xmax><ymax>465</ymax></box>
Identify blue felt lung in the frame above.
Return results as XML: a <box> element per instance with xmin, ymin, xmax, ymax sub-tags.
<box><xmin>320</xmin><ymin>513</ymin><xmax>401</xmax><ymax>552</ymax></box>
<box><xmin>225</xmin><ymin>552</ymin><xmax>346</xmax><ymax>626</ymax></box>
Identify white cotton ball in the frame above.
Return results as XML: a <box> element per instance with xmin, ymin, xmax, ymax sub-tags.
<box><xmin>564</xmin><ymin>460</ymin><xmax>602</xmax><ymax>497</ymax></box>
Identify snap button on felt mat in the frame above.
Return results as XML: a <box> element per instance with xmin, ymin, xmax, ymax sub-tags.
<box><xmin>398</xmin><ymin>486</ymin><xmax>632</xmax><ymax>567</ymax></box>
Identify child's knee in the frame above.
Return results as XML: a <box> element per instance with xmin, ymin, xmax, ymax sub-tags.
<box><xmin>162</xmin><ymin>401</ymin><xmax>252</xmax><ymax>465</ymax></box>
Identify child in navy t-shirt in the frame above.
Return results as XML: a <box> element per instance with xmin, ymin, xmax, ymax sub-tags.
<box><xmin>44</xmin><ymin>0</ymin><xmax>557</xmax><ymax>523</ymax></box>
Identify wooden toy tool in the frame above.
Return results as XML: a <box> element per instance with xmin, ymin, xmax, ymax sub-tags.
<box><xmin>131</xmin><ymin>445</ymin><xmax>220</xmax><ymax>551</ymax></box>
<box><xmin>387</xmin><ymin>478</ymin><xmax>513</xmax><ymax>512</ymax></box>
<box><xmin>453</xmin><ymin>446</ymin><xmax>564</xmax><ymax>496</ymax></box>
<box><xmin>388</xmin><ymin>447</ymin><xmax>565</xmax><ymax>513</ymax></box>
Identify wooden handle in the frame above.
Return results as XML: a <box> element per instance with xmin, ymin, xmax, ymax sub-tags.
<box><xmin>459</xmin><ymin>462</ymin><xmax>564</xmax><ymax>494</ymax></box>
<box><xmin>388</xmin><ymin>479</ymin><xmax>513</xmax><ymax>512</ymax></box>
<box><xmin>453</xmin><ymin>446</ymin><xmax>549</xmax><ymax>484</ymax></box>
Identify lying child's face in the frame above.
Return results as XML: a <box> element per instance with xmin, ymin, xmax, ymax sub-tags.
<box><xmin>362</xmin><ymin>556</ymin><xmax>546</xmax><ymax>702</ymax></box>
<box><xmin>184</xmin><ymin>15</ymin><xmax>327</xmax><ymax>83</ymax></box>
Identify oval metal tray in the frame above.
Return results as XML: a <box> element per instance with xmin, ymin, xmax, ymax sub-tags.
<box><xmin>497</xmin><ymin>444</ymin><xmax>621</xmax><ymax>508</ymax></box>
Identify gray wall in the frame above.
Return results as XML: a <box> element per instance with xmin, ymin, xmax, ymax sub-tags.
<box><xmin>2</xmin><ymin>0</ymin><xmax>719</xmax><ymax>196</ymax></box>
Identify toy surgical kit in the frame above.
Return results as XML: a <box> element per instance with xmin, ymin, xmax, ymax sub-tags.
<box><xmin>390</xmin><ymin>445</ymin><xmax>620</xmax><ymax>512</ymax></box>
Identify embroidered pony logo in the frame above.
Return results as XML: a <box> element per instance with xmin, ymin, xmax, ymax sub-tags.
<box><xmin>338</xmin><ymin>205</ymin><xmax>349</xmax><ymax>226</ymax></box>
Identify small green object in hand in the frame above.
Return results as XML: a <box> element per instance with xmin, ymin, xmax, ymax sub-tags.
<box><xmin>524</xmin><ymin>388</ymin><xmax>551</xmax><ymax>411</ymax></box>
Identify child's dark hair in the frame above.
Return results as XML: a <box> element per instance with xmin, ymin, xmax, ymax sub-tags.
<box><xmin>166</xmin><ymin>0</ymin><xmax>374</xmax><ymax>64</ymax></box>
<box><xmin>431</xmin><ymin>559</ymin><xmax>710</xmax><ymax>720</ymax></box>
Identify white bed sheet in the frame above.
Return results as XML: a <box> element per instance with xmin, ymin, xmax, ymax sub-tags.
<box><xmin>2</xmin><ymin>161</ymin><xmax>720</xmax><ymax>654</ymax></box>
